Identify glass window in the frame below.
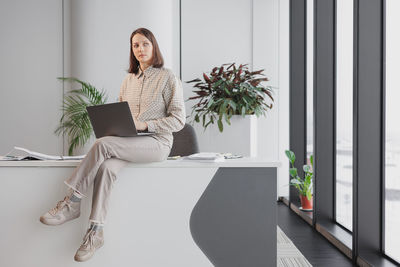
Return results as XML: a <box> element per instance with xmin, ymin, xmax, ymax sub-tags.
<box><xmin>335</xmin><ymin>0</ymin><xmax>353</xmax><ymax>231</ymax></box>
<box><xmin>385</xmin><ymin>0</ymin><xmax>400</xmax><ymax>262</ymax></box>
<box><xmin>306</xmin><ymin>0</ymin><xmax>313</xmax><ymax>162</ymax></box>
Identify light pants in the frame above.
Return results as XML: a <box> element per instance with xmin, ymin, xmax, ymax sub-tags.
<box><xmin>64</xmin><ymin>136</ymin><xmax>171</xmax><ymax>226</ymax></box>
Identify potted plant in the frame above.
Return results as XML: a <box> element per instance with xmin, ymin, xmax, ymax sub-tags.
<box><xmin>186</xmin><ymin>63</ymin><xmax>274</xmax><ymax>132</ymax></box>
<box><xmin>54</xmin><ymin>77</ymin><xmax>108</xmax><ymax>155</ymax></box>
<box><xmin>285</xmin><ymin>150</ymin><xmax>314</xmax><ymax>210</ymax></box>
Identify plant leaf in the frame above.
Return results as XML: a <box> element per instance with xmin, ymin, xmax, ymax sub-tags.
<box><xmin>290</xmin><ymin>179</ymin><xmax>302</xmax><ymax>185</ymax></box>
<box><xmin>285</xmin><ymin>150</ymin><xmax>296</xmax><ymax>164</ymax></box>
<box><xmin>217</xmin><ymin>119</ymin><xmax>223</xmax><ymax>132</ymax></box>
<box><xmin>289</xmin><ymin>168</ymin><xmax>298</xmax><ymax>178</ymax></box>
<box><xmin>303</xmin><ymin>165</ymin><xmax>310</xmax><ymax>173</ymax></box>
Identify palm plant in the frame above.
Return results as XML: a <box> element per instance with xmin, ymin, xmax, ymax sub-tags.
<box><xmin>55</xmin><ymin>77</ymin><xmax>107</xmax><ymax>155</ymax></box>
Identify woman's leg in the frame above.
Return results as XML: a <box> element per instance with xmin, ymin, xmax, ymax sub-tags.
<box><xmin>40</xmin><ymin>136</ymin><xmax>169</xmax><ymax>227</ymax></box>
<box><xmin>72</xmin><ymin>159</ymin><xmax>126</xmax><ymax>263</ymax></box>
<box><xmin>64</xmin><ymin>135</ymin><xmax>170</xmax><ymax>198</ymax></box>
<box><xmin>72</xmin><ymin>136</ymin><xmax>170</xmax><ymax>262</ymax></box>
<box><xmin>88</xmin><ymin>158</ymin><xmax>128</xmax><ymax>226</ymax></box>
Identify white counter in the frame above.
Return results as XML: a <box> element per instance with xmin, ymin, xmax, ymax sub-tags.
<box><xmin>0</xmin><ymin>158</ymin><xmax>279</xmax><ymax>267</ymax></box>
<box><xmin>0</xmin><ymin>157</ymin><xmax>281</xmax><ymax>168</ymax></box>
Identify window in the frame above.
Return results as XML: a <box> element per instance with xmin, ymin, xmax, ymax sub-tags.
<box><xmin>335</xmin><ymin>0</ymin><xmax>353</xmax><ymax>231</ymax></box>
<box><xmin>306</xmin><ymin>0</ymin><xmax>313</xmax><ymax>161</ymax></box>
<box><xmin>385</xmin><ymin>0</ymin><xmax>400</xmax><ymax>262</ymax></box>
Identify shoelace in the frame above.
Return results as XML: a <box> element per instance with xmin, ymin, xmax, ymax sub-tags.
<box><xmin>49</xmin><ymin>196</ymin><xmax>72</xmax><ymax>216</ymax></box>
<box><xmin>81</xmin><ymin>229</ymin><xmax>96</xmax><ymax>249</ymax></box>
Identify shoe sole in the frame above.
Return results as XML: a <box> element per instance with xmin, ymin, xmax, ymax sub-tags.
<box><xmin>39</xmin><ymin>212</ymin><xmax>80</xmax><ymax>226</ymax></box>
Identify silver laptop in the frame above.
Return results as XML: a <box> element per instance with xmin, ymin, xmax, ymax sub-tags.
<box><xmin>86</xmin><ymin>102</ymin><xmax>155</xmax><ymax>138</ymax></box>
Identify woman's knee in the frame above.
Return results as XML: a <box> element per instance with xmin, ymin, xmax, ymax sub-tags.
<box><xmin>94</xmin><ymin>136</ymin><xmax>113</xmax><ymax>147</ymax></box>
<box><xmin>92</xmin><ymin>137</ymin><xmax>115</xmax><ymax>156</ymax></box>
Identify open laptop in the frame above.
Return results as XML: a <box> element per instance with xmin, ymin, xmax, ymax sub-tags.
<box><xmin>86</xmin><ymin>101</ymin><xmax>155</xmax><ymax>138</ymax></box>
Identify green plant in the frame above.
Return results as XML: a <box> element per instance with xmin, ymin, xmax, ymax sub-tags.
<box><xmin>55</xmin><ymin>77</ymin><xmax>107</xmax><ymax>155</ymax></box>
<box><xmin>285</xmin><ymin>150</ymin><xmax>314</xmax><ymax>200</ymax></box>
<box><xmin>186</xmin><ymin>63</ymin><xmax>274</xmax><ymax>132</ymax></box>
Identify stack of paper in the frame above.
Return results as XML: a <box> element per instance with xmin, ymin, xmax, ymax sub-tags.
<box><xmin>184</xmin><ymin>152</ymin><xmax>225</xmax><ymax>162</ymax></box>
<box><xmin>0</xmin><ymin>146</ymin><xmax>86</xmax><ymax>161</ymax></box>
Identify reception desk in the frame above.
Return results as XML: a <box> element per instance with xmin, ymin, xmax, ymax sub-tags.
<box><xmin>0</xmin><ymin>158</ymin><xmax>279</xmax><ymax>267</ymax></box>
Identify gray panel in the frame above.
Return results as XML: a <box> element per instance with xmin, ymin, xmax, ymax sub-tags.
<box><xmin>354</xmin><ymin>0</ymin><xmax>384</xmax><ymax>260</ymax></box>
<box><xmin>314</xmin><ymin>0</ymin><xmax>335</xmax><ymax>221</ymax></box>
<box><xmin>190</xmin><ymin>167</ymin><xmax>277</xmax><ymax>267</ymax></box>
<box><xmin>289</xmin><ymin>0</ymin><xmax>307</xmax><ymax>206</ymax></box>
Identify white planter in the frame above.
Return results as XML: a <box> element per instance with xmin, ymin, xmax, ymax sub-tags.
<box><xmin>194</xmin><ymin>115</ymin><xmax>258</xmax><ymax>157</ymax></box>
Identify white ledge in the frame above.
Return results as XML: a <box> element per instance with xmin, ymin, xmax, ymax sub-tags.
<box><xmin>0</xmin><ymin>157</ymin><xmax>281</xmax><ymax>168</ymax></box>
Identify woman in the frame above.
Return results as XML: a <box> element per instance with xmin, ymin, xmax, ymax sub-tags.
<box><xmin>39</xmin><ymin>28</ymin><xmax>186</xmax><ymax>262</ymax></box>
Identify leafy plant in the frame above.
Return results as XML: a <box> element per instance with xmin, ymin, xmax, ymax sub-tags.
<box><xmin>186</xmin><ymin>63</ymin><xmax>274</xmax><ymax>132</ymax></box>
<box><xmin>54</xmin><ymin>77</ymin><xmax>107</xmax><ymax>155</ymax></box>
<box><xmin>285</xmin><ymin>150</ymin><xmax>314</xmax><ymax>200</ymax></box>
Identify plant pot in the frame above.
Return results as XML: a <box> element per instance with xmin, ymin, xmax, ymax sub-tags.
<box><xmin>299</xmin><ymin>195</ymin><xmax>313</xmax><ymax>210</ymax></box>
<box><xmin>194</xmin><ymin>115</ymin><xmax>258</xmax><ymax>157</ymax></box>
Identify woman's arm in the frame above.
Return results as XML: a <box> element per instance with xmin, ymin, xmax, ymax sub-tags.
<box><xmin>120</xmin><ymin>74</ymin><xmax>149</xmax><ymax>130</ymax></box>
<box><xmin>146</xmin><ymin>73</ymin><xmax>186</xmax><ymax>133</ymax></box>
<box><xmin>118</xmin><ymin>74</ymin><xmax>129</xmax><ymax>102</ymax></box>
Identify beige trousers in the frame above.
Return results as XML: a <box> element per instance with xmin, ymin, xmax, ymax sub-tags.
<box><xmin>64</xmin><ymin>135</ymin><xmax>171</xmax><ymax>225</ymax></box>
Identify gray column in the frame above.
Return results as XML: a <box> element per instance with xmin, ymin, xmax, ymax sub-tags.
<box><xmin>289</xmin><ymin>0</ymin><xmax>307</xmax><ymax>207</ymax></box>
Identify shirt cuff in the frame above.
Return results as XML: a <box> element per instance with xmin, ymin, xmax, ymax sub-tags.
<box><xmin>146</xmin><ymin>121</ymin><xmax>156</xmax><ymax>132</ymax></box>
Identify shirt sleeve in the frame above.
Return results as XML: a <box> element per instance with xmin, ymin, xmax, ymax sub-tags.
<box><xmin>146</xmin><ymin>73</ymin><xmax>186</xmax><ymax>133</ymax></box>
<box><xmin>118</xmin><ymin>74</ymin><xmax>129</xmax><ymax>102</ymax></box>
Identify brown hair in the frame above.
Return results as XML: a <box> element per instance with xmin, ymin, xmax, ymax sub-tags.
<box><xmin>128</xmin><ymin>28</ymin><xmax>164</xmax><ymax>74</ymax></box>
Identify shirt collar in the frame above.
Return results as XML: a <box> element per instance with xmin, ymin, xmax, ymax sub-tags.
<box><xmin>137</xmin><ymin>65</ymin><xmax>156</xmax><ymax>78</ymax></box>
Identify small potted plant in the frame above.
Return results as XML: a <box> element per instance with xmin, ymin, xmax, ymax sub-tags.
<box><xmin>186</xmin><ymin>63</ymin><xmax>274</xmax><ymax>132</ymax></box>
<box><xmin>285</xmin><ymin>150</ymin><xmax>314</xmax><ymax>210</ymax></box>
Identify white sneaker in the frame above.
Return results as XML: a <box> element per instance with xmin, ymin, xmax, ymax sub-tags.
<box><xmin>74</xmin><ymin>228</ymin><xmax>104</xmax><ymax>262</ymax></box>
<box><xmin>39</xmin><ymin>196</ymin><xmax>80</xmax><ymax>226</ymax></box>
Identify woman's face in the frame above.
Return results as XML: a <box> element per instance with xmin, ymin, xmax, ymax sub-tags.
<box><xmin>131</xmin><ymin>33</ymin><xmax>153</xmax><ymax>67</ymax></box>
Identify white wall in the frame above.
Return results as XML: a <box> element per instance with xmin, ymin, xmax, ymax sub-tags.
<box><xmin>0</xmin><ymin>0</ymin><xmax>64</xmax><ymax>155</ymax></box>
<box><xmin>181</xmin><ymin>0</ymin><xmax>253</xmax><ymax>154</ymax></box>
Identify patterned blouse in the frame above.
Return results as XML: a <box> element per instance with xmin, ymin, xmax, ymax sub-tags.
<box><xmin>118</xmin><ymin>66</ymin><xmax>186</xmax><ymax>149</ymax></box>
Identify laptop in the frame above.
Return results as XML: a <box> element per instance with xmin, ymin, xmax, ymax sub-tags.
<box><xmin>86</xmin><ymin>102</ymin><xmax>155</xmax><ymax>138</ymax></box>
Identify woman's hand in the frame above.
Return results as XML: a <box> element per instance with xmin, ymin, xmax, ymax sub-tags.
<box><xmin>133</xmin><ymin>118</ymin><xmax>148</xmax><ymax>131</ymax></box>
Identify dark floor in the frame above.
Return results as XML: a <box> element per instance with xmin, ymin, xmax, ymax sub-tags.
<box><xmin>277</xmin><ymin>202</ymin><xmax>356</xmax><ymax>267</ymax></box>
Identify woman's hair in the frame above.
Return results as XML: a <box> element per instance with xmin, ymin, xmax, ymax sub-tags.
<box><xmin>128</xmin><ymin>28</ymin><xmax>164</xmax><ymax>74</ymax></box>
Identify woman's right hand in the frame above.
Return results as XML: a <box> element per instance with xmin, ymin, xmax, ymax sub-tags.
<box><xmin>133</xmin><ymin>117</ymin><xmax>148</xmax><ymax>131</ymax></box>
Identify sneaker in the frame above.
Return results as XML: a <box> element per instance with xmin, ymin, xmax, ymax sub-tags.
<box><xmin>39</xmin><ymin>196</ymin><xmax>81</xmax><ymax>226</ymax></box>
<box><xmin>74</xmin><ymin>228</ymin><xmax>104</xmax><ymax>262</ymax></box>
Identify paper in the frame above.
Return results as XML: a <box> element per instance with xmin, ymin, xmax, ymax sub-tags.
<box><xmin>184</xmin><ymin>152</ymin><xmax>226</xmax><ymax>162</ymax></box>
<box><xmin>0</xmin><ymin>147</ymin><xmax>86</xmax><ymax>161</ymax></box>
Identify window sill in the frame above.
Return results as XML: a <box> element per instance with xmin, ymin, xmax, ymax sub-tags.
<box><xmin>315</xmin><ymin>220</ymin><xmax>352</xmax><ymax>259</ymax></box>
<box><xmin>357</xmin><ymin>252</ymin><xmax>399</xmax><ymax>267</ymax></box>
